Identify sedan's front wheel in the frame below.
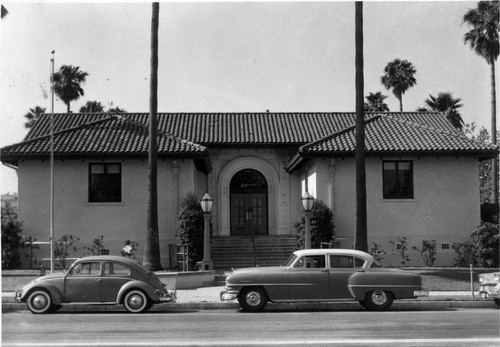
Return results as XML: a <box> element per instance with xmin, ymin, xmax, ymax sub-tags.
<box><xmin>26</xmin><ymin>290</ymin><xmax>53</xmax><ymax>314</ymax></box>
<box><xmin>123</xmin><ymin>290</ymin><xmax>149</xmax><ymax>313</ymax></box>
<box><xmin>362</xmin><ymin>290</ymin><xmax>394</xmax><ymax>311</ymax></box>
<box><xmin>239</xmin><ymin>287</ymin><xmax>268</xmax><ymax>312</ymax></box>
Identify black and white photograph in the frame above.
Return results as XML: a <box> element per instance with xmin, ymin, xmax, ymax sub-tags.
<box><xmin>1</xmin><ymin>1</ymin><xmax>499</xmax><ymax>346</ymax></box>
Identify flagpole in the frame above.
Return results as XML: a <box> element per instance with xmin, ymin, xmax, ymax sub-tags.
<box><xmin>50</xmin><ymin>50</ymin><xmax>55</xmax><ymax>274</ymax></box>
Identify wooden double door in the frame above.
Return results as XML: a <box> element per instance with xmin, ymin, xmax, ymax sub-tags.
<box><xmin>230</xmin><ymin>193</ymin><xmax>268</xmax><ymax>236</ymax></box>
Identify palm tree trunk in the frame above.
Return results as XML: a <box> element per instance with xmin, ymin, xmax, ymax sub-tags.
<box><xmin>354</xmin><ymin>1</ymin><xmax>367</xmax><ymax>252</ymax></box>
<box><xmin>67</xmin><ymin>102</ymin><xmax>70</xmax><ymax>113</ymax></box>
<box><xmin>399</xmin><ymin>96</ymin><xmax>403</xmax><ymax>112</ymax></box>
<box><xmin>491</xmin><ymin>60</ymin><xmax>498</xmax><ymax>204</ymax></box>
<box><xmin>143</xmin><ymin>2</ymin><xmax>162</xmax><ymax>271</ymax></box>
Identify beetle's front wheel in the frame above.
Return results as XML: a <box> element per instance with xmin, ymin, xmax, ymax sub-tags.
<box><xmin>26</xmin><ymin>290</ymin><xmax>53</xmax><ymax>314</ymax></box>
<box><xmin>123</xmin><ymin>290</ymin><xmax>149</xmax><ymax>313</ymax></box>
<box><xmin>239</xmin><ymin>287</ymin><xmax>268</xmax><ymax>312</ymax></box>
<box><xmin>362</xmin><ymin>290</ymin><xmax>394</xmax><ymax>311</ymax></box>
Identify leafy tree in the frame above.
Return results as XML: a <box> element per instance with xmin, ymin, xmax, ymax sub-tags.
<box><xmin>1</xmin><ymin>203</ymin><xmax>22</xmax><ymax>269</ymax></box>
<box><xmin>369</xmin><ymin>242</ymin><xmax>386</xmax><ymax>263</ymax></box>
<box><xmin>294</xmin><ymin>199</ymin><xmax>335</xmax><ymax>249</ymax></box>
<box><xmin>24</xmin><ymin>106</ymin><xmax>46</xmax><ymax>128</ymax></box>
<box><xmin>144</xmin><ymin>2</ymin><xmax>162</xmax><ymax>270</ymax></box>
<box><xmin>419</xmin><ymin>92</ymin><xmax>464</xmax><ymax>129</ymax></box>
<box><xmin>176</xmin><ymin>193</ymin><xmax>204</xmax><ymax>270</ymax></box>
<box><xmin>82</xmin><ymin>235</ymin><xmax>106</xmax><ymax>255</ymax></box>
<box><xmin>452</xmin><ymin>222</ymin><xmax>499</xmax><ymax>268</ymax></box>
<box><xmin>364</xmin><ymin>92</ymin><xmax>390</xmax><ymax>112</ymax></box>
<box><xmin>79</xmin><ymin>101</ymin><xmax>105</xmax><ymax>113</ymax></box>
<box><xmin>463</xmin><ymin>0</ymin><xmax>500</xmax><ymax>204</ymax></box>
<box><xmin>108</xmin><ymin>107</ymin><xmax>126</xmax><ymax>113</ymax></box>
<box><xmin>53</xmin><ymin>65</ymin><xmax>88</xmax><ymax>113</ymax></box>
<box><xmin>381</xmin><ymin>58</ymin><xmax>417</xmax><ymax>112</ymax></box>
<box><xmin>20</xmin><ymin>235</ymin><xmax>39</xmax><ymax>269</ymax></box>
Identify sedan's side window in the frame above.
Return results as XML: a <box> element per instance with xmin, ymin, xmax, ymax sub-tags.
<box><xmin>294</xmin><ymin>256</ymin><xmax>326</xmax><ymax>268</ymax></box>
<box><xmin>70</xmin><ymin>262</ymin><xmax>101</xmax><ymax>276</ymax></box>
<box><xmin>104</xmin><ymin>262</ymin><xmax>131</xmax><ymax>276</ymax></box>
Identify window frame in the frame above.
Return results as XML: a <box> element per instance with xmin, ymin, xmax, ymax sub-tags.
<box><xmin>88</xmin><ymin>162</ymin><xmax>122</xmax><ymax>203</ymax></box>
<box><xmin>382</xmin><ymin>160</ymin><xmax>414</xmax><ymax>200</ymax></box>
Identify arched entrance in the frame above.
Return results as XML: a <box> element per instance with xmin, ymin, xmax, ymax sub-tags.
<box><xmin>230</xmin><ymin>169</ymin><xmax>268</xmax><ymax>236</ymax></box>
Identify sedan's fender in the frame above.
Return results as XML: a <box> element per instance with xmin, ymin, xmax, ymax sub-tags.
<box><xmin>347</xmin><ymin>271</ymin><xmax>367</xmax><ymax>300</ymax></box>
<box><xmin>116</xmin><ymin>280</ymin><xmax>161</xmax><ymax>304</ymax></box>
<box><xmin>22</xmin><ymin>282</ymin><xmax>64</xmax><ymax>305</ymax></box>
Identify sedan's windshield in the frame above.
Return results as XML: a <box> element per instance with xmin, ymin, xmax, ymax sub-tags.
<box><xmin>283</xmin><ymin>254</ymin><xmax>297</xmax><ymax>267</ymax></box>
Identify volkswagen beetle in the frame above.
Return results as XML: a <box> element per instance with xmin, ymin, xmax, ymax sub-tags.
<box><xmin>220</xmin><ymin>249</ymin><xmax>428</xmax><ymax>312</ymax></box>
<box><xmin>15</xmin><ymin>255</ymin><xmax>176</xmax><ymax>314</ymax></box>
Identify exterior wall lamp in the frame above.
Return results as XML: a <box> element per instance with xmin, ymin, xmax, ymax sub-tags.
<box><xmin>301</xmin><ymin>191</ymin><xmax>315</xmax><ymax>249</ymax></box>
<box><xmin>200</xmin><ymin>193</ymin><xmax>213</xmax><ymax>271</ymax></box>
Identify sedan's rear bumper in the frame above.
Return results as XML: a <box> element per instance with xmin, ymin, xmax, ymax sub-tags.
<box><xmin>414</xmin><ymin>289</ymin><xmax>429</xmax><ymax>297</ymax></box>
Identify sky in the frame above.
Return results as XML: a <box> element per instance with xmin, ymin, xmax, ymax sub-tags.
<box><xmin>1</xmin><ymin>0</ymin><xmax>498</xmax><ymax>194</ymax></box>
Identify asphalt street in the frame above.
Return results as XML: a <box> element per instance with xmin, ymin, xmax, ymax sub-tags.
<box><xmin>2</xmin><ymin>308</ymin><xmax>499</xmax><ymax>346</ymax></box>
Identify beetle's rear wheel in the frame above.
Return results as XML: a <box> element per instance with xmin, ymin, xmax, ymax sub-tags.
<box><xmin>362</xmin><ymin>290</ymin><xmax>394</xmax><ymax>311</ymax></box>
<box><xmin>123</xmin><ymin>290</ymin><xmax>149</xmax><ymax>313</ymax></box>
<box><xmin>239</xmin><ymin>287</ymin><xmax>268</xmax><ymax>312</ymax></box>
<box><xmin>26</xmin><ymin>290</ymin><xmax>53</xmax><ymax>314</ymax></box>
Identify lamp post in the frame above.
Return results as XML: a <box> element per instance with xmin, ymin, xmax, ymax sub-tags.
<box><xmin>50</xmin><ymin>50</ymin><xmax>55</xmax><ymax>274</ymax></box>
<box><xmin>301</xmin><ymin>191</ymin><xmax>314</xmax><ymax>249</ymax></box>
<box><xmin>200</xmin><ymin>193</ymin><xmax>213</xmax><ymax>271</ymax></box>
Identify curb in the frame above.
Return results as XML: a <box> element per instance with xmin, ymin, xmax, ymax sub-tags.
<box><xmin>3</xmin><ymin>300</ymin><xmax>498</xmax><ymax>312</ymax></box>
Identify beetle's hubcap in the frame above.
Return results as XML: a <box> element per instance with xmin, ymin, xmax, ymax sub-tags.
<box><xmin>371</xmin><ymin>290</ymin><xmax>387</xmax><ymax>305</ymax></box>
<box><xmin>32</xmin><ymin>294</ymin><xmax>48</xmax><ymax>309</ymax></box>
<box><xmin>246</xmin><ymin>291</ymin><xmax>261</xmax><ymax>306</ymax></box>
<box><xmin>129</xmin><ymin>294</ymin><xmax>144</xmax><ymax>308</ymax></box>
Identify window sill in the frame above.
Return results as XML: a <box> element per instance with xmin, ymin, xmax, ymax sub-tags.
<box><xmin>381</xmin><ymin>199</ymin><xmax>417</xmax><ymax>203</ymax></box>
<box><xmin>86</xmin><ymin>202</ymin><xmax>125</xmax><ymax>206</ymax></box>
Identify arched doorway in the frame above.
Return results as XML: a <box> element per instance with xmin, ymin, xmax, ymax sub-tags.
<box><xmin>230</xmin><ymin>169</ymin><xmax>268</xmax><ymax>236</ymax></box>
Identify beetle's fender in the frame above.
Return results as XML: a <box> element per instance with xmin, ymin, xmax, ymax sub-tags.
<box><xmin>23</xmin><ymin>283</ymin><xmax>64</xmax><ymax>305</ymax></box>
<box><xmin>116</xmin><ymin>280</ymin><xmax>160</xmax><ymax>303</ymax></box>
<box><xmin>347</xmin><ymin>272</ymin><xmax>367</xmax><ymax>300</ymax></box>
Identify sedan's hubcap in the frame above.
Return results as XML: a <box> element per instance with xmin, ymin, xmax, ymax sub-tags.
<box><xmin>32</xmin><ymin>295</ymin><xmax>47</xmax><ymax>309</ymax></box>
<box><xmin>371</xmin><ymin>290</ymin><xmax>387</xmax><ymax>305</ymax></box>
<box><xmin>246</xmin><ymin>291</ymin><xmax>261</xmax><ymax>306</ymax></box>
<box><xmin>129</xmin><ymin>294</ymin><xmax>144</xmax><ymax>308</ymax></box>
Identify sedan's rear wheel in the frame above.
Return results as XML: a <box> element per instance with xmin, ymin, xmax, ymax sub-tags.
<box><xmin>26</xmin><ymin>290</ymin><xmax>53</xmax><ymax>314</ymax></box>
<box><xmin>362</xmin><ymin>290</ymin><xmax>394</xmax><ymax>311</ymax></box>
<box><xmin>239</xmin><ymin>287</ymin><xmax>268</xmax><ymax>312</ymax></box>
<box><xmin>123</xmin><ymin>290</ymin><xmax>149</xmax><ymax>313</ymax></box>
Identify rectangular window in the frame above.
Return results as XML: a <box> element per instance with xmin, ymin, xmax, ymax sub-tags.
<box><xmin>89</xmin><ymin>163</ymin><xmax>122</xmax><ymax>203</ymax></box>
<box><xmin>383</xmin><ymin>161</ymin><xmax>414</xmax><ymax>199</ymax></box>
<box><xmin>442</xmin><ymin>244</ymin><xmax>450</xmax><ymax>250</ymax></box>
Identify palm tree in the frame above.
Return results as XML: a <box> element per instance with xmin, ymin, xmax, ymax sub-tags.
<box><xmin>24</xmin><ymin>106</ymin><xmax>46</xmax><ymax>128</ymax></box>
<box><xmin>53</xmin><ymin>65</ymin><xmax>89</xmax><ymax>113</ymax></box>
<box><xmin>355</xmin><ymin>1</ymin><xmax>367</xmax><ymax>252</ymax></box>
<box><xmin>364</xmin><ymin>92</ymin><xmax>390</xmax><ymax>112</ymax></box>
<box><xmin>463</xmin><ymin>1</ymin><xmax>499</xmax><ymax>204</ymax></box>
<box><xmin>381</xmin><ymin>59</ymin><xmax>417</xmax><ymax>112</ymax></box>
<box><xmin>79</xmin><ymin>101</ymin><xmax>105</xmax><ymax>113</ymax></box>
<box><xmin>421</xmin><ymin>92</ymin><xmax>464</xmax><ymax>129</ymax></box>
<box><xmin>143</xmin><ymin>2</ymin><xmax>162</xmax><ymax>271</ymax></box>
<box><xmin>108</xmin><ymin>107</ymin><xmax>126</xmax><ymax>113</ymax></box>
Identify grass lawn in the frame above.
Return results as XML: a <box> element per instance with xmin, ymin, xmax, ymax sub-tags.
<box><xmin>2</xmin><ymin>268</ymin><xmax>499</xmax><ymax>292</ymax></box>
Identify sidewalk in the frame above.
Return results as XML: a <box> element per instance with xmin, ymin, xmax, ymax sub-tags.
<box><xmin>2</xmin><ymin>287</ymin><xmax>498</xmax><ymax>312</ymax></box>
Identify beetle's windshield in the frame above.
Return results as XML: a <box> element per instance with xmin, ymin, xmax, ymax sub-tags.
<box><xmin>283</xmin><ymin>254</ymin><xmax>297</xmax><ymax>267</ymax></box>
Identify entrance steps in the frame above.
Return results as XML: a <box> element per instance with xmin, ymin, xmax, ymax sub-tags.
<box><xmin>211</xmin><ymin>235</ymin><xmax>298</xmax><ymax>272</ymax></box>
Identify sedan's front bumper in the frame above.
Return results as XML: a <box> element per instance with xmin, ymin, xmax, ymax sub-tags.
<box><xmin>220</xmin><ymin>289</ymin><xmax>238</xmax><ymax>301</ymax></box>
<box><xmin>414</xmin><ymin>289</ymin><xmax>429</xmax><ymax>297</ymax></box>
<box><xmin>479</xmin><ymin>284</ymin><xmax>500</xmax><ymax>299</ymax></box>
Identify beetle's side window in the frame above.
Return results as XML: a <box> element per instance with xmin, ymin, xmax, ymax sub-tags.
<box><xmin>294</xmin><ymin>256</ymin><xmax>326</xmax><ymax>268</ymax></box>
<box><xmin>104</xmin><ymin>262</ymin><xmax>131</xmax><ymax>276</ymax></box>
<box><xmin>70</xmin><ymin>262</ymin><xmax>101</xmax><ymax>276</ymax></box>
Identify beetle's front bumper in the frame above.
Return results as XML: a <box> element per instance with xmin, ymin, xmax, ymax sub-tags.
<box><xmin>158</xmin><ymin>290</ymin><xmax>177</xmax><ymax>303</ymax></box>
<box><xmin>15</xmin><ymin>290</ymin><xmax>23</xmax><ymax>303</ymax></box>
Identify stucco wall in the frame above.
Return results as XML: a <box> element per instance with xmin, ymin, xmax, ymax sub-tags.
<box><xmin>307</xmin><ymin>156</ymin><xmax>481</xmax><ymax>266</ymax></box>
<box><xmin>17</xmin><ymin>158</ymin><xmax>204</xmax><ymax>268</ymax></box>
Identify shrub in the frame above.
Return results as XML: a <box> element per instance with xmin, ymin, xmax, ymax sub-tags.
<box><xmin>20</xmin><ymin>235</ymin><xmax>39</xmax><ymax>269</ymax></box>
<box><xmin>176</xmin><ymin>193</ymin><xmax>204</xmax><ymax>270</ymax></box>
<box><xmin>1</xmin><ymin>202</ymin><xmax>23</xmax><ymax>269</ymax></box>
<box><xmin>121</xmin><ymin>240</ymin><xmax>139</xmax><ymax>259</ymax></box>
<box><xmin>452</xmin><ymin>222</ymin><xmax>499</xmax><ymax>268</ymax></box>
<box><xmin>294</xmin><ymin>199</ymin><xmax>335</xmax><ymax>249</ymax></box>
<box><xmin>54</xmin><ymin>234</ymin><xmax>80</xmax><ymax>269</ymax></box>
<box><xmin>82</xmin><ymin>235</ymin><xmax>106</xmax><ymax>256</ymax></box>
<box><xmin>389</xmin><ymin>237</ymin><xmax>413</xmax><ymax>267</ymax></box>
<box><xmin>414</xmin><ymin>239</ymin><xmax>438</xmax><ymax>267</ymax></box>
<box><xmin>369</xmin><ymin>242</ymin><xmax>386</xmax><ymax>263</ymax></box>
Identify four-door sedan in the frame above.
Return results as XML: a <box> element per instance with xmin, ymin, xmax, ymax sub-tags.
<box><xmin>478</xmin><ymin>271</ymin><xmax>500</xmax><ymax>308</ymax></box>
<box><xmin>15</xmin><ymin>256</ymin><xmax>176</xmax><ymax>314</ymax></box>
<box><xmin>220</xmin><ymin>249</ymin><xmax>429</xmax><ymax>312</ymax></box>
